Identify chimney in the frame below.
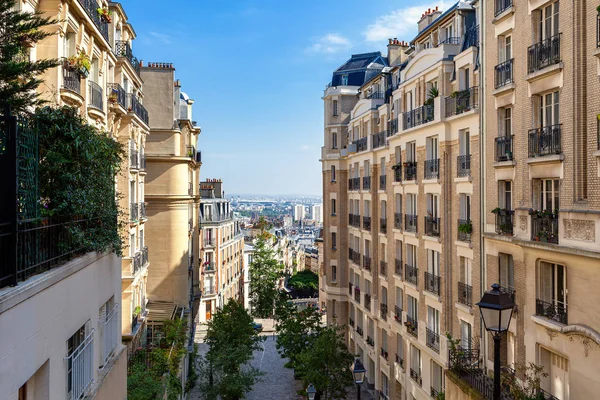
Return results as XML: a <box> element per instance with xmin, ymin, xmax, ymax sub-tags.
<box><xmin>417</xmin><ymin>5</ymin><xmax>442</xmax><ymax>32</ymax></box>
<box><xmin>387</xmin><ymin>38</ymin><xmax>410</xmax><ymax>67</ymax></box>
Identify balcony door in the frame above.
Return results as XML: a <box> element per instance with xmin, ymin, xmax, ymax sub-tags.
<box><xmin>538</xmin><ymin>2</ymin><xmax>559</xmax><ymax>41</ymax></box>
<box><xmin>499</xmin><ymin>253</ymin><xmax>514</xmax><ymax>292</ymax></box>
<box><xmin>538</xmin><ymin>91</ymin><xmax>559</xmax><ymax>128</ymax></box>
<box><xmin>407</xmin><ymin>244</ymin><xmax>417</xmax><ymax>268</ymax></box>
<box><xmin>538</xmin><ymin>262</ymin><xmax>567</xmax><ymax>311</ymax></box>
<box><xmin>426</xmin><ymin>136</ymin><xmax>438</xmax><ymax>160</ymax></box>
<box><xmin>460</xmin><ymin>257</ymin><xmax>472</xmax><ymax>286</ymax></box>
<box><xmin>540</xmin><ymin>347</ymin><xmax>568</xmax><ymax>400</ymax></box>
<box><xmin>427</xmin><ymin>250</ymin><xmax>440</xmax><ymax>276</ymax></box>
<box><xmin>460</xmin><ymin>194</ymin><xmax>471</xmax><ymax>221</ymax></box>
<box><xmin>406</xmin><ymin>142</ymin><xmax>416</xmax><ymax>162</ymax></box>
<box><xmin>535</xmin><ymin>179</ymin><xmax>559</xmax><ymax>211</ymax></box>
<box><xmin>499</xmin><ymin>181</ymin><xmax>512</xmax><ymax>210</ymax></box>
<box><xmin>460</xmin><ymin>320</ymin><xmax>472</xmax><ymax>350</ymax></box>
<box><xmin>427</xmin><ymin>194</ymin><xmax>439</xmax><ymax>219</ymax></box>
<box><xmin>427</xmin><ymin>306</ymin><xmax>440</xmax><ymax>335</ymax></box>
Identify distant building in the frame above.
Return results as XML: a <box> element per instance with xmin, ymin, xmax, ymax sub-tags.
<box><xmin>311</xmin><ymin>203</ymin><xmax>323</xmax><ymax>224</ymax></box>
<box><xmin>294</xmin><ymin>204</ymin><xmax>305</xmax><ymax>221</ymax></box>
<box><xmin>283</xmin><ymin>215</ymin><xmax>293</xmax><ymax>227</ymax></box>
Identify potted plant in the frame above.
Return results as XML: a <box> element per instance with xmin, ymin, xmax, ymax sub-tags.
<box><xmin>97</xmin><ymin>7</ymin><xmax>112</xmax><ymax>22</ymax></box>
<box><xmin>528</xmin><ymin>208</ymin><xmax>536</xmax><ymax>215</ymax></box>
<box><xmin>596</xmin><ymin>5</ymin><xmax>600</xmax><ymax>13</ymax></box>
<box><xmin>133</xmin><ymin>306</ymin><xmax>142</xmax><ymax>317</ymax></box>
<box><xmin>491</xmin><ymin>207</ymin><xmax>502</xmax><ymax>215</ymax></box>
<box><xmin>67</xmin><ymin>50</ymin><xmax>91</xmax><ymax>78</ymax></box>
<box><xmin>458</xmin><ymin>222</ymin><xmax>473</xmax><ymax>234</ymax></box>
<box><xmin>108</xmin><ymin>87</ymin><xmax>119</xmax><ymax>103</ymax></box>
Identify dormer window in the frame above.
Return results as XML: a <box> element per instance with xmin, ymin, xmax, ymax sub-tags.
<box><xmin>341</xmin><ymin>75</ymin><xmax>348</xmax><ymax>85</ymax></box>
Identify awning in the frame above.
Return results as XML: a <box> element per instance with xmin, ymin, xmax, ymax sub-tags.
<box><xmin>146</xmin><ymin>300</ymin><xmax>177</xmax><ymax>324</ymax></box>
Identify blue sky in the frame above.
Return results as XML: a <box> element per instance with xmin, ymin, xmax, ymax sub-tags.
<box><xmin>128</xmin><ymin>0</ymin><xmax>443</xmax><ymax>195</ymax></box>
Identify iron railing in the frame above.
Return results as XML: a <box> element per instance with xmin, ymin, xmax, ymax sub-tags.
<box><xmin>495</xmin><ymin>211</ymin><xmax>514</xmax><ymax>235</ymax></box>
<box><xmin>458</xmin><ymin>219</ymin><xmax>472</xmax><ymax>242</ymax></box>
<box><xmin>107</xmin><ymin>83</ymin><xmax>126</xmax><ymax>109</ymax></box>
<box><xmin>394</xmin><ymin>305</ymin><xmax>402</xmax><ymax>323</ymax></box>
<box><xmin>379</xmin><ymin>174</ymin><xmax>386</xmax><ymax>190</ymax></box>
<box><xmin>349</xmin><ymin>177</ymin><xmax>360</xmax><ymax>190</ymax></box>
<box><xmin>114</xmin><ymin>40</ymin><xmax>141</xmax><ymax>76</ymax></box>
<box><xmin>458</xmin><ymin>282</ymin><xmax>473</xmax><ymax>306</ymax></box>
<box><xmin>364</xmin><ymin>293</ymin><xmax>371</xmax><ymax>310</ymax></box>
<box><xmin>396</xmin><ymin>353</ymin><xmax>404</xmax><ymax>369</ymax></box>
<box><xmin>406</xmin><ymin>315</ymin><xmax>418</xmax><ymax>337</ymax></box>
<box><xmin>348</xmin><ymin>282</ymin><xmax>353</xmax><ymax>295</ymax></box>
<box><xmin>425</xmin><ymin>216</ymin><xmax>440</xmax><ymax>237</ymax></box>
<box><xmin>389</xmin><ymin>118</ymin><xmax>399</xmax><ymax>134</ymax></box>
<box><xmin>531</xmin><ymin>212</ymin><xmax>559</xmax><ymax>244</ymax></box>
<box><xmin>403</xmin><ymin>104</ymin><xmax>434</xmax><ymax>130</ymax></box>
<box><xmin>363</xmin><ymin>176</ymin><xmax>371</xmax><ymax>190</ymax></box>
<box><xmin>457</xmin><ymin>154</ymin><xmax>471</xmax><ymax>177</ymax></box>
<box><xmin>425</xmin><ymin>272</ymin><xmax>441</xmax><ymax>295</ymax></box>
<box><xmin>351</xmin><ymin>250</ymin><xmax>361</xmax><ymax>265</ymax></box>
<box><xmin>405</xmin><ymin>214</ymin><xmax>417</xmax><ymax>233</ymax></box>
<box><xmin>527</xmin><ymin>34</ymin><xmax>561</xmax><ymax>73</ymax></box>
<box><xmin>405</xmin><ymin>264</ymin><xmax>418</xmax><ymax>286</ymax></box>
<box><xmin>372</xmin><ymin>130</ymin><xmax>389</xmax><ymax>149</ymax></box>
<box><xmin>363</xmin><ymin>216</ymin><xmax>371</xmax><ymax>231</ymax></box>
<box><xmin>393</xmin><ymin>165</ymin><xmax>402</xmax><ymax>182</ymax></box>
<box><xmin>380</xmin><ymin>217</ymin><xmax>387</xmax><ymax>234</ymax></box>
<box><xmin>349</xmin><ymin>317</ymin><xmax>354</xmax><ymax>327</ymax></box>
<box><xmin>528</xmin><ymin>124</ymin><xmax>562</xmax><ymax>157</ymax></box>
<box><xmin>445</xmin><ymin>87</ymin><xmax>479</xmax><ymax>117</ymax></box>
<box><xmin>62</xmin><ymin>64</ymin><xmax>81</xmax><ymax>94</ymax></box>
<box><xmin>67</xmin><ymin>329</ymin><xmax>95</xmax><ymax>400</ymax></box>
<box><xmin>366</xmin><ymin>91</ymin><xmax>384</xmax><ymax>99</ymax></box>
<box><xmin>410</xmin><ymin>368</ymin><xmax>422</xmax><ymax>386</ymax></box>
<box><xmin>129</xmin><ymin>146</ymin><xmax>139</xmax><ymax>169</ymax></box>
<box><xmin>130</xmin><ymin>202</ymin><xmax>138</xmax><ymax>221</ymax></box>
<box><xmin>394</xmin><ymin>212</ymin><xmax>402</xmax><ymax>230</ymax></box>
<box><xmin>394</xmin><ymin>259</ymin><xmax>403</xmax><ymax>276</ymax></box>
<box><xmin>495</xmin><ymin>135</ymin><xmax>514</xmax><ymax>161</ymax></box>
<box><xmin>353</xmin><ymin>137</ymin><xmax>368</xmax><ymax>152</ymax></box>
<box><xmin>495</xmin><ymin>0</ymin><xmax>512</xmax><ymax>15</ymax></box>
<box><xmin>363</xmin><ymin>256</ymin><xmax>371</xmax><ymax>271</ymax></box>
<box><xmin>354</xmin><ymin>287</ymin><xmax>361</xmax><ymax>302</ymax></box>
<box><xmin>349</xmin><ymin>214</ymin><xmax>360</xmax><ymax>227</ymax></box>
<box><xmin>380</xmin><ymin>302</ymin><xmax>388</xmax><ymax>320</ymax></box>
<box><xmin>426</xmin><ymin>327</ymin><xmax>440</xmax><ymax>353</ymax></box>
<box><xmin>203</xmin><ymin>262</ymin><xmax>216</xmax><ymax>273</ymax></box>
<box><xmin>203</xmin><ymin>237</ymin><xmax>216</xmax><ymax>247</ymax></box>
<box><xmin>132</xmin><ymin>252</ymin><xmax>142</xmax><ymax>274</ymax></box>
<box><xmin>499</xmin><ymin>285</ymin><xmax>516</xmax><ymax>303</ymax></box>
<box><xmin>424</xmin><ymin>159</ymin><xmax>439</xmax><ymax>179</ymax></box>
<box><xmin>439</xmin><ymin>36</ymin><xmax>461</xmax><ymax>45</ymax></box>
<box><xmin>356</xmin><ymin>326</ymin><xmax>363</xmax><ymax>337</ymax></box>
<box><xmin>88</xmin><ymin>81</ymin><xmax>103</xmax><ymax>110</ymax></box>
<box><xmin>380</xmin><ymin>347</ymin><xmax>389</xmax><ymax>360</ymax></box>
<box><xmin>494</xmin><ymin>59</ymin><xmax>514</xmax><ymax>88</ymax></box>
<box><xmin>380</xmin><ymin>260</ymin><xmax>387</xmax><ymax>276</ymax></box>
<box><xmin>77</xmin><ymin>0</ymin><xmax>109</xmax><ymax>42</ymax></box>
<box><xmin>139</xmin><ymin>202</ymin><xmax>146</xmax><ymax>219</ymax></box>
<box><xmin>366</xmin><ymin>336</ymin><xmax>374</xmax><ymax>347</ymax></box>
<box><xmin>141</xmin><ymin>246</ymin><xmax>148</xmax><ymax>267</ymax></box>
<box><xmin>203</xmin><ymin>285</ymin><xmax>216</xmax><ymax>295</ymax></box>
<box><xmin>102</xmin><ymin>304</ymin><xmax>119</xmax><ymax>364</ymax></box>
<box><xmin>404</xmin><ymin>161</ymin><xmax>417</xmax><ymax>180</ymax></box>
<box><xmin>127</xmin><ymin>94</ymin><xmax>149</xmax><ymax>125</ymax></box>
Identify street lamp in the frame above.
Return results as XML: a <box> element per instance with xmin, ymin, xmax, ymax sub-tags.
<box><xmin>350</xmin><ymin>358</ymin><xmax>366</xmax><ymax>400</ymax></box>
<box><xmin>306</xmin><ymin>383</ymin><xmax>317</xmax><ymax>400</ymax></box>
<box><xmin>477</xmin><ymin>283</ymin><xmax>515</xmax><ymax>400</ymax></box>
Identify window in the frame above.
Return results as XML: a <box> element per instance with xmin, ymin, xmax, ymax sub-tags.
<box><xmin>427</xmin><ymin>306</ymin><xmax>440</xmax><ymax>334</ymax></box>
<box><xmin>500</xmin><ymin>35</ymin><xmax>512</xmax><ymax>61</ymax></box>
<box><xmin>410</xmin><ymin>344</ymin><xmax>421</xmax><ymax>377</ymax></box>
<box><xmin>407</xmin><ymin>295</ymin><xmax>418</xmax><ymax>319</ymax></box>
<box><xmin>332</xmin><ymin>299</ymin><xmax>337</xmax><ymax>317</ymax></box>
<box><xmin>407</xmin><ymin>194</ymin><xmax>417</xmax><ymax>216</ymax></box>
<box><xmin>331</xmin><ymin>265</ymin><xmax>337</xmax><ymax>282</ymax></box>
<box><xmin>332</xmin><ymin>133</ymin><xmax>338</xmax><ymax>149</ymax></box>
<box><xmin>406</xmin><ymin>141</ymin><xmax>416</xmax><ymax>162</ymax></box>
<box><xmin>406</xmin><ymin>244</ymin><xmax>417</xmax><ymax>268</ymax></box>
<box><xmin>500</xmin><ymin>107</ymin><xmax>512</xmax><ymax>137</ymax></box>
<box><xmin>499</xmin><ymin>253</ymin><xmax>514</xmax><ymax>291</ymax></box>
<box><xmin>499</xmin><ymin>181</ymin><xmax>512</xmax><ymax>209</ymax></box>
<box><xmin>397</xmin><ymin>334</ymin><xmax>404</xmax><ymax>361</ymax></box>
<box><xmin>463</xmin><ymin>68</ymin><xmax>470</xmax><ymax>90</ymax></box>
<box><xmin>427</xmin><ymin>194</ymin><xmax>439</xmax><ymax>218</ymax></box>
<box><xmin>533</xmin><ymin>179</ymin><xmax>559</xmax><ymax>210</ymax></box>
<box><xmin>538</xmin><ymin>262</ymin><xmax>567</xmax><ymax>310</ymax></box>
<box><xmin>364</xmin><ymin>160</ymin><xmax>370</xmax><ymax>177</ymax></box>
<box><xmin>460</xmin><ymin>194</ymin><xmax>471</xmax><ymax>221</ymax></box>
<box><xmin>331</xmin><ymin>232</ymin><xmax>337</xmax><ymax>249</ymax></box>
<box><xmin>380</xmin><ymin>200</ymin><xmax>387</xmax><ymax>218</ymax></box>
<box><xmin>364</xmin><ymin>200</ymin><xmax>370</xmax><ymax>218</ymax></box>
<box><xmin>100</xmin><ymin>297</ymin><xmax>117</xmax><ymax>364</ymax></box>
<box><xmin>459</xmin><ymin>130</ymin><xmax>470</xmax><ymax>156</ymax></box>
<box><xmin>331</xmin><ymin>198</ymin><xmax>336</xmax><ymax>215</ymax></box>
<box><xmin>396</xmin><ymin>286</ymin><xmax>403</xmax><ymax>310</ymax></box>
<box><xmin>460</xmin><ymin>320</ymin><xmax>472</xmax><ymax>349</ymax></box>
<box><xmin>394</xmin><ymin>146</ymin><xmax>401</xmax><ymax>164</ymax></box>
<box><xmin>427</xmin><ymin>250</ymin><xmax>440</xmax><ymax>276</ymax></box>
<box><xmin>341</xmin><ymin>75</ymin><xmax>348</xmax><ymax>85</ymax></box>
<box><xmin>431</xmin><ymin>361</ymin><xmax>444</xmax><ymax>395</ymax></box>
<box><xmin>538</xmin><ymin>2</ymin><xmax>559</xmax><ymax>41</ymax></box>
<box><xmin>426</xmin><ymin>136</ymin><xmax>438</xmax><ymax>160</ymax></box>
<box><xmin>381</xmin><ymin>373</ymin><xmax>389</xmax><ymax>398</ymax></box>
<box><xmin>539</xmin><ymin>347</ymin><xmax>568</xmax><ymax>399</ymax></box>
<box><xmin>332</xmin><ymin>100</ymin><xmax>338</xmax><ymax>116</ymax></box>
<box><xmin>460</xmin><ymin>257</ymin><xmax>472</xmax><ymax>286</ymax></box>
<box><xmin>538</xmin><ymin>91</ymin><xmax>559</xmax><ymax>128</ymax></box>
<box><xmin>67</xmin><ymin>322</ymin><xmax>93</xmax><ymax>400</ymax></box>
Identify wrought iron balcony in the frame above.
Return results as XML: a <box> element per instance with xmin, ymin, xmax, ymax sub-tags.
<box><xmin>458</xmin><ymin>282</ymin><xmax>473</xmax><ymax>306</ymax></box>
<box><xmin>394</xmin><ymin>259</ymin><xmax>402</xmax><ymax>276</ymax></box>
<box><xmin>379</xmin><ymin>174</ymin><xmax>386</xmax><ymax>190</ymax></box>
<box><xmin>457</xmin><ymin>219</ymin><xmax>472</xmax><ymax>242</ymax></box>
<box><xmin>431</xmin><ymin>387</ymin><xmax>442</xmax><ymax>399</ymax></box>
<box><xmin>394</xmin><ymin>306</ymin><xmax>402</xmax><ymax>323</ymax></box>
<box><xmin>353</xmin><ymin>137</ymin><xmax>368</xmax><ymax>152</ymax></box>
<box><xmin>62</xmin><ymin>64</ymin><xmax>81</xmax><ymax>94</ymax></box>
<box><xmin>349</xmin><ymin>317</ymin><xmax>354</xmax><ymax>327</ymax></box>
<box><xmin>445</xmin><ymin>87</ymin><xmax>479</xmax><ymax>117</ymax></box>
<box><xmin>127</xmin><ymin>94</ymin><xmax>149</xmax><ymax>125</ymax></box>
<box><xmin>203</xmin><ymin>237</ymin><xmax>216</xmax><ymax>247</ymax></box>
<box><xmin>133</xmin><ymin>251</ymin><xmax>142</xmax><ymax>274</ymax></box>
<box><xmin>528</xmin><ymin>124</ymin><xmax>562</xmax><ymax>157</ymax></box>
<box><xmin>380</xmin><ymin>347</ymin><xmax>389</xmax><ymax>360</ymax></box>
<box><xmin>389</xmin><ymin>118</ymin><xmax>398</xmax><ymax>134</ymax></box>
<box><xmin>351</xmin><ymin>250</ymin><xmax>361</xmax><ymax>265</ymax></box>
<box><xmin>425</xmin><ymin>272</ymin><xmax>441</xmax><ymax>295</ymax></box>
<box><xmin>531</xmin><ymin>210</ymin><xmax>559</xmax><ymax>244</ymax></box>
<box><xmin>362</xmin><ymin>176</ymin><xmax>371</xmax><ymax>190</ymax></box>
<box><xmin>405</xmin><ymin>214</ymin><xmax>417</xmax><ymax>233</ymax></box>
<box><xmin>130</xmin><ymin>202</ymin><xmax>138</xmax><ymax>221</ymax></box>
<box><xmin>77</xmin><ymin>0</ymin><xmax>109</xmax><ymax>42</ymax></box>
<box><xmin>348</xmin><ymin>282</ymin><xmax>353</xmax><ymax>295</ymax></box>
<box><xmin>494</xmin><ymin>210</ymin><xmax>514</xmax><ymax>235</ymax></box>
<box><xmin>366</xmin><ymin>336</ymin><xmax>375</xmax><ymax>347</ymax></box>
<box><xmin>380</xmin><ymin>303</ymin><xmax>388</xmax><ymax>320</ymax></box>
<box><xmin>141</xmin><ymin>246</ymin><xmax>149</xmax><ymax>267</ymax></box>
<box><xmin>349</xmin><ymin>214</ymin><xmax>361</xmax><ymax>227</ymax></box>
<box><xmin>372</xmin><ymin>130</ymin><xmax>389</xmax><ymax>149</ymax></box>
<box><xmin>528</xmin><ymin>34</ymin><xmax>561</xmax><ymax>73</ymax></box>
<box><xmin>425</xmin><ymin>216</ymin><xmax>440</xmax><ymax>237</ymax></box>
<box><xmin>354</xmin><ymin>287</ymin><xmax>361</xmax><ymax>302</ymax></box>
<box><xmin>349</xmin><ymin>177</ymin><xmax>360</xmax><ymax>190</ymax></box>
<box><xmin>439</xmin><ymin>36</ymin><xmax>461</xmax><ymax>45</ymax></box>
<box><xmin>494</xmin><ymin>0</ymin><xmax>512</xmax><ymax>15</ymax></box>
<box><xmin>88</xmin><ymin>81</ymin><xmax>103</xmax><ymax>110</ymax></box>
<box><xmin>363</xmin><ymin>216</ymin><xmax>371</xmax><ymax>231</ymax></box>
<box><xmin>494</xmin><ymin>135</ymin><xmax>514</xmax><ymax>161</ymax></box>
<box><xmin>356</xmin><ymin>326</ymin><xmax>363</xmax><ymax>337</ymax></box>
<box><xmin>457</xmin><ymin>154</ymin><xmax>471</xmax><ymax>177</ymax></box>
<box><xmin>364</xmin><ymin>293</ymin><xmax>371</xmax><ymax>310</ymax></box>
<box><xmin>405</xmin><ymin>264</ymin><xmax>418</xmax><ymax>286</ymax></box>
<box><xmin>139</xmin><ymin>202</ymin><xmax>146</xmax><ymax>219</ymax></box>
<box><xmin>424</xmin><ymin>159</ymin><xmax>439</xmax><ymax>179</ymax></box>
<box><xmin>114</xmin><ymin>41</ymin><xmax>141</xmax><ymax>76</ymax></box>
<box><xmin>107</xmin><ymin>83</ymin><xmax>126</xmax><ymax>109</ymax></box>
<box><xmin>394</xmin><ymin>212</ymin><xmax>402</xmax><ymax>230</ymax></box>
<box><xmin>403</xmin><ymin>104</ymin><xmax>434</xmax><ymax>130</ymax></box>
<box><xmin>380</xmin><ymin>217</ymin><xmax>387</xmax><ymax>234</ymax></box>
<box><xmin>380</xmin><ymin>260</ymin><xmax>387</xmax><ymax>276</ymax></box>
<box><xmin>366</xmin><ymin>90</ymin><xmax>383</xmax><ymax>99</ymax></box>
<box><xmin>395</xmin><ymin>354</ymin><xmax>404</xmax><ymax>369</ymax></box>
<box><xmin>406</xmin><ymin>315</ymin><xmax>418</xmax><ymax>338</ymax></box>
<box><xmin>203</xmin><ymin>285</ymin><xmax>216</xmax><ymax>295</ymax></box>
<box><xmin>129</xmin><ymin>147</ymin><xmax>139</xmax><ymax>169</ymax></box>
<box><xmin>494</xmin><ymin>59</ymin><xmax>514</xmax><ymax>88</ymax></box>
<box><xmin>363</xmin><ymin>256</ymin><xmax>371</xmax><ymax>271</ymax></box>
<box><xmin>202</xmin><ymin>262</ymin><xmax>216</xmax><ymax>273</ymax></box>
<box><xmin>536</xmin><ymin>299</ymin><xmax>567</xmax><ymax>325</ymax></box>
<box><xmin>410</xmin><ymin>368</ymin><xmax>422</xmax><ymax>386</ymax></box>
<box><xmin>403</xmin><ymin>161</ymin><xmax>417</xmax><ymax>180</ymax></box>
<box><xmin>393</xmin><ymin>164</ymin><xmax>402</xmax><ymax>182</ymax></box>
<box><xmin>499</xmin><ymin>285</ymin><xmax>516</xmax><ymax>303</ymax></box>
<box><xmin>426</xmin><ymin>327</ymin><xmax>440</xmax><ymax>353</ymax></box>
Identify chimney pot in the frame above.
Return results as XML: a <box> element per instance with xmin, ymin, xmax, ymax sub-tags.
<box><xmin>436</xmin><ymin>6</ymin><xmax>439</xmax><ymax>10</ymax></box>
<box><xmin>389</xmin><ymin>38</ymin><xmax>393</xmax><ymax>44</ymax></box>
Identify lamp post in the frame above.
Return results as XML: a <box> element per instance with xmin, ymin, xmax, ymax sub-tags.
<box><xmin>306</xmin><ymin>383</ymin><xmax>317</xmax><ymax>400</ymax></box>
<box><xmin>476</xmin><ymin>283</ymin><xmax>515</xmax><ymax>400</ymax></box>
<box><xmin>350</xmin><ymin>358</ymin><xmax>366</xmax><ymax>400</ymax></box>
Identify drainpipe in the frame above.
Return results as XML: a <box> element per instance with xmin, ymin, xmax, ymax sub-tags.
<box><xmin>478</xmin><ymin>1</ymin><xmax>487</xmax><ymax>369</ymax></box>
<box><xmin>443</xmin><ymin>150</ymin><xmax>452</xmax><ymax>337</ymax></box>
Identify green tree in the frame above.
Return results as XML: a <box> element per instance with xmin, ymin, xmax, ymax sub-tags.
<box><xmin>288</xmin><ymin>270</ymin><xmax>319</xmax><ymax>291</ymax></box>
<box><xmin>249</xmin><ymin>237</ymin><xmax>284</xmax><ymax>318</ymax></box>
<box><xmin>295</xmin><ymin>325</ymin><xmax>355</xmax><ymax>400</ymax></box>
<box><xmin>0</xmin><ymin>0</ymin><xmax>60</xmax><ymax>114</ymax></box>
<box><xmin>197</xmin><ymin>300</ymin><xmax>264</xmax><ymax>400</ymax></box>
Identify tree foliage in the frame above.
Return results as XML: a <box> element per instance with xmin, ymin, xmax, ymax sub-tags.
<box><xmin>502</xmin><ymin>362</ymin><xmax>549</xmax><ymax>400</ymax></box>
<box><xmin>0</xmin><ymin>0</ymin><xmax>60</xmax><ymax>114</ymax></box>
<box><xmin>295</xmin><ymin>325</ymin><xmax>354</xmax><ymax>400</ymax></box>
<box><xmin>288</xmin><ymin>270</ymin><xmax>319</xmax><ymax>291</ymax></box>
<box><xmin>196</xmin><ymin>300</ymin><xmax>264</xmax><ymax>400</ymax></box>
<box><xmin>249</xmin><ymin>237</ymin><xmax>284</xmax><ymax>318</ymax></box>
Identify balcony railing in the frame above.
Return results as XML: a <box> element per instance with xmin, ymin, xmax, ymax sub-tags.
<box><xmin>203</xmin><ymin>237</ymin><xmax>216</xmax><ymax>247</ymax></box>
<box><xmin>426</xmin><ymin>328</ymin><xmax>440</xmax><ymax>353</ymax></box>
<box><xmin>410</xmin><ymin>368</ymin><xmax>422</xmax><ymax>386</ymax></box>
<box><xmin>439</xmin><ymin>36</ymin><xmax>461</xmax><ymax>45</ymax></box>
<box><xmin>394</xmin><ymin>259</ymin><xmax>403</xmax><ymax>276</ymax></box>
<box><xmin>130</xmin><ymin>147</ymin><xmax>139</xmax><ymax>169</ymax></box>
<box><xmin>406</xmin><ymin>315</ymin><xmax>418</xmax><ymax>337</ymax></box>
<box><xmin>424</xmin><ymin>159</ymin><xmax>439</xmax><ymax>179</ymax></box>
<box><xmin>405</xmin><ymin>264</ymin><xmax>418</xmax><ymax>286</ymax></box>
<box><xmin>494</xmin><ymin>135</ymin><xmax>514</xmax><ymax>162</ymax></box>
<box><xmin>495</xmin><ymin>211</ymin><xmax>514</xmax><ymax>235</ymax></box>
<box><xmin>457</xmin><ymin>219</ymin><xmax>472</xmax><ymax>242</ymax></box>
<box><xmin>349</xmin><ymin>177</ymin><xmax>360</xmax><ymax>190</ymax></box>
<box><xmin>203</xmin><ymin>286</ymin><xmax>216</xmax><ymax>295</ymax></box>
<box><xmin>457</xmin><ymin>154</ymin><xmax>471</xmax><ymax>177</ymax></box>
<box><xmin>356</xmin><ymin>326</ymin><xmax>363</xmax><ymax>337</ymax></box>
<box><xmin>403</xmin><ymin>104</ymin><xmax>434</xmax><ymax>130</ymax></box>
<box><xmin>139</xmin><ymin>202</ymin><xmax>146</xmax><ymax>219</ymax></box>
<box><xmin>130</xmin><ymin>202</ymin><xmax>138</xmax><ymax>221</ymax></box>
<box><xmin>366</xmin><ymin>336</ymin><xmax>375</xmax><ymax>347</ymax></box>
<box><xmin>494</xmin><ymin>0</ymin><xmax>512</xmax><ymax>15</ymax></box>
<box><xmin>405</xmin><ymin>214</ymin><xmax>417</xmax><ymax>233</ymax></box>
<box><xmin>114</xmin><ymin>40</ymin><xmax>141</xmax><ymax>76</ymax></box>
<box><xmin>458</xmin><ymin>282</ymin><xmax>473</xmax><ymax>306</ymax></box>
<box><xmin>363</xmin><ymin>216</ymin><xmax>371</xmax><ymax>231</ymax></box>
<box><xmin>396</xmin><ymin>353</ymin><xmax>404</xmax><ymax>369</ymax></box>
<box><xmin>389</xmin><ymin>118</ymin><xmax>399</xmax><ymax>134</ymax></box>
<box><xmin>107</xmin><ymin>83</ymin><xmax>126</xmax><ymax>109</ymax></box>
<box><xmin>380</xmin><ymin>260</ymin><xmax>387</xmax><ymax>276</ymax></box>
<box><xmin>531</xmin><ymin>211</ymin><xmax>559</xmax><ymax>244</ymax></box>
<box><xmin>366</xmin><ymin>91</ymin><xmax>384</xmax><ymax>99</ymax></box>
<box><xmin>349</xmin><ymin>214</ymin><xmax>360</xmax><ymax>227</ymax></box>
<box><xmin>536</xmin><ymin>299</ymin><xmax>568</xmax><ymax>325</ymax></box>
<box><xmin>62</xmin><ymin>65</ymin><xmax>81</xmax><ymax>94</ymax></box>
<box><xmin>88</xmin><ymin>81</ymin><xmax>103</xmax><ymax>110</ymax></box>
<box><xmin>528</xmin><ymin>124</ymin><xmax>562</xmax><ymax>157</ymax></box>
<box><xmin>351</xmin><ymin>250</ymin><xmax>361</xmax><ymax>265</ymax></box>
<box><xmin>67</xmin><ymin>329</ymin><xmax>94</xmax><ymax>400</ymax></box>
<box><xmin>403</xmin><ymin>161</ymin><xmax>417</xmax><ymax>181</ymax></box>
<box><xmin>394</xmin><ymin>212</ymin><xmax>402</xmax><ymax>230</ymax></box>
<box><xmin>354</xmin><ymin>287</ymin><xmax>361</xmax><ymax>302</ymax></box>
<box><xmin>445</xmin><ymin>87</ymin><xmax>479</xmax><ymax>117</ymax></box>
<box><xmin>528</xmin><ymin>34</ymin><xmax>561</xmax><ymax>73</ymax></box>
<box><xmin>202</xmin><ymin>262</ymin><xmax>216</xmax><ymax>273</ymax></box>
<box><xmin>494</xmin><ymin>59</ymin><xmax>514</xmax><ymax>88</ymax></box>
<box><xmin>77</xmin><ymin>0</ymin><xmax>109</xmax><ymax>42</ymax></box>
<box><xmin>141</xmin><ymin>246</ymin><xmax>148</xmax><ymax>267</ymax></box>
<box><xmin>364</xmin><ymin>293</ymin><xmax>371</xmax><ymax>310</ymax></box>
<box><xmin>348</xmin><ymin>282</ymin><xmax>353</xmax><ymax>295</ymax></box>
<box><xmin>393</xmin><ymin>164</ymin><xmax>402</xmax><ymax>182</ymax></box>
<box><xmin>425</xmin><ymin>216</ymin><xmax>440</xmax><ymax>237</ymax></box>
<box><xmin>363</xmin><ymin>256</ymin><xmax>371</xmax><ymax>271</ymax></box>
<box><xmin>380</xmin><ymin>302</ymin><xmax>388</xmax><ymax>320</ymax></box>
<box><xmin>349</xmin><ymin>317</ymin><xmax>354</xmax><ymax>327</ymax></box>
<box><xmin>372</xmin><ymin>130</ymin><xmax>389</xmax><ymax>149</ymax></box>
<box><xmin>379</xmin><ymin>174</ymin><xmax>386</xmax><ymax>190</ymax></box>
<box><xmin>362</xmin><ymin>176</ymin><xmax>371</xmax><ymax>190</ymax></box>
<box><xmin>425</xmin><ymin>272</ymin><xmax>441</xmax><ymax>295</ymax></box>
<box><xmin>353</xmin><ymin>137</ymin><xmax>368</xmax><ymax>152</ymax></box>
<box><xmin>380</xmin><ymin>347</ymin><xmax>389</xmax><ymax>360</ymax></box>
<box><xmin>499</xmin><ymin>285</ymin><xmax>516</xmax><ymax>303</ymax></box>
<box><xmin>380</xmin><ymin>217</ymin><xmax>387</xmax><ymax>234</ymax></box>
<box><xmin>127</xmin><ymin>94</ymin><xmax>149</xmax><ymax>125</ymax></box>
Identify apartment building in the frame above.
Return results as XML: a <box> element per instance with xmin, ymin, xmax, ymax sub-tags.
<box><xmin>0</xmin><ymin>0</ymin><xmax>132</xmax><ymax>398</ymax></box>
<box><xmin>294</xmin><ymin>204</ymin><xmax>306</xmax><ymax>221</ymax></box>
<box><xmin>321</xmin><ymin>3</ymin><xmax>481</xmax><ymax>399</ymax></box>
<box><xmin>199</xmin><ymin>179</ymin><xmax>245</xmax><ymax>322</ymax></box>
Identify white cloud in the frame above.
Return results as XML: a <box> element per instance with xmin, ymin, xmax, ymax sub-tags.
<box><xmin>363</xmin><ymin>2</ymin><xmax>446</xmax><ymax>42</ymax></box>
<box><xmin>149</xmin><ymin>31</ymin><xmax>172</xmax><ymax>45</ymax></box>
<box><xmin>299</xmin><ymin>145</ymin><xmax>311</xmax><ymax>151</ymax></box>
<box><xmin>306</xmin><ymin>33</ymin><xmax>351</xmax><ymax>55</ymax></box>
